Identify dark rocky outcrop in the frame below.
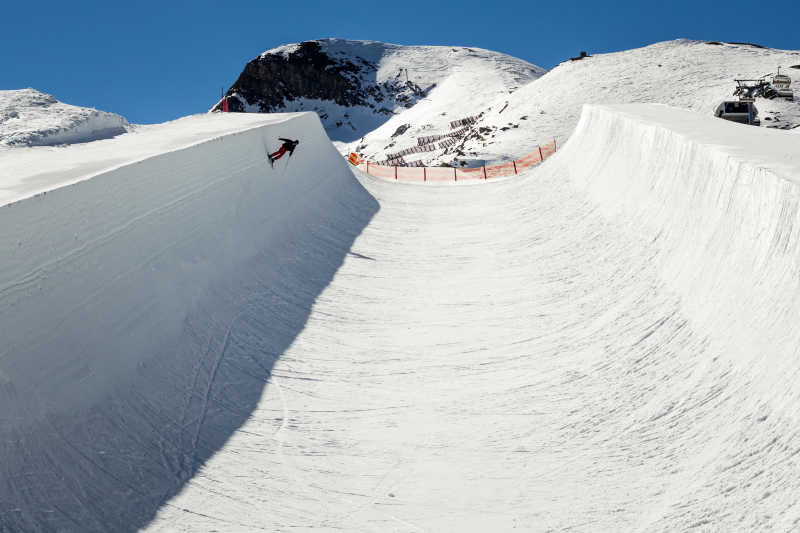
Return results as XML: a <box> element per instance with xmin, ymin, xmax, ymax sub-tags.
<box><xmin>211</xmin><ymin>41</ymin><xmax>429</xmax><ymax>116</ymax></box>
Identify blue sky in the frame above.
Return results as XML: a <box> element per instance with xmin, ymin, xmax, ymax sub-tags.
<box><xmin>2</xmin><ymin>0</ymin><xmax>798</xmax><ymax>124</ymax></box>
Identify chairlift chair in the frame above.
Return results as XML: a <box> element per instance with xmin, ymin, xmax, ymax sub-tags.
<box><xmin>772</xmin><ymin>67</ymin><xmax>794</xmax><ymax>100</ymax></box>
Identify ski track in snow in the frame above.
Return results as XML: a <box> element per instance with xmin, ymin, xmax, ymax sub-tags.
<box><xmin>146</xmin><ymin>172</ymin><xmax>684</xmax><ymax>531</ymax></box>
<box><xmin>143</xmin><ymin>107</ymin><xmax>799</xmax><ymax>531</ymax></box>
<box><xmin>2</xmin><ymin>102</ymin><xmax>800</xmax><ymax>532</ymax></box>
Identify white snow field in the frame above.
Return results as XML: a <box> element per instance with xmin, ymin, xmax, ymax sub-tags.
<box><xmin>3</xmin><ymin>103</ymin><xmax>800</xmax><ymax>532</ymax></box>
<box><xmin>0</xmin><ymin>89</ymin><xmax>129</xmax><ymax>147</ymax></box>
<box><xmin>478</xmin><ymin>39</ymin><xmax>800</xmax><ymax>150</ymax></box>
<box><xmin>345</xmin><ymin>40</ymin><xmax>800</xmax><ymax>165</ymax></box>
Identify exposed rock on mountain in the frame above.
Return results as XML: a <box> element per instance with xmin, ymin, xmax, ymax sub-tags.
<box><xmin>216</xmin><ymin>41</ymin><xmax>428</xmax><ymax>117</ymax></box>
<box><xmin>211</xmin><ymin>39</ymin><xmax>544</xmax><ymax>146</ymax></box>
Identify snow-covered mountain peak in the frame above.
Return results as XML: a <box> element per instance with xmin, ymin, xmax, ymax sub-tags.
<box><xmin>0</xmin><ymin>88</ymin><xmax>129</xmax><ymax>147</ymax></box>
<box><xmin>213</xmin><ymin>39</ymin><xmax>544</xmax><ymax>145</ymax></box>
<box><xmin>436</xmin><ymin>39</ymin><xmax>800</xmax><ymax>166</ymax></box>
<box><xmin>4</xmin><ymin>87</ymin><xmax>59</xmax><ymax>108</ymax></box>
<box><xmin>215</xmin><ymin>38</ymin><xmax>799</xmax><ymax>168</ymax></box>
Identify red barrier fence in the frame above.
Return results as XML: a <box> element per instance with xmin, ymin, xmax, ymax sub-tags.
<box><xmin>352</xmin><ymin>140</ymin><xmax>557</xmax><ymax>183</ymax></box>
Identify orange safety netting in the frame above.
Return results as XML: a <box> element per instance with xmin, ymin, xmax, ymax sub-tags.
<box><xmin>396</xmin><ymin>167</ymin><xmax>426</xmax><ymax>182</ymax></box>
<box><xmin>485</xmin><ymin>161</ymin><xmax>517</xmax><ymax>179</ymax></box>
<box><xmin>455</xmin><ymin>167</ymin><xmax>485</xmax><ymax>181</ymax></box>
<box><xmin>540</xmin><ymin>140</ymin><xmax>557</xmax><ymax>160</ymax></box>
<box><xmin>351</xmin><ymin>140</ymin><xmax>556</xmax><ymax>183</ymax></box>
<box><xmin>364</xmin><ymin>163</ymin><xmax>396</xmax><ymax>180</ymax></box>
<box><xmin>426</xmin><ymin>167</ymin><xmax>459</xmax><ymax>182</ymax></box>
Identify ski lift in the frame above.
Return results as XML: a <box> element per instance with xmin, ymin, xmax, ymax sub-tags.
<box><xmin>772</xmin><ymin>67</ymin><xmax>794</xmax><ymax>100</ymax></box>
<box><xmin>733</xmin><ymin>79</ymin><xmax>770</xmax><ymax>101</ymax></box>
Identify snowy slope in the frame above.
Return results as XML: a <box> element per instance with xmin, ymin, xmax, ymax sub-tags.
<box><xmin>214</xmin><ymin>39</ymin><xmax>544</xmax><ymax>156</ymax></box>
<box><xmin>453</xmin><ymin>40</ymin><xmax>800</xmax><ymax>164</ymax></box>
<box><xmin>336</xmin><ymin>40</ymin><xmax>800</xmax><ymax>167</ymax></box>
<box><xmin>0</xmin><ymin>88</ymin><xmax>129</xmax><ymax>147</ymax></box>
<box><xmin>3</xmin><ymin>102</ymin><xmax>795</xmax><ymax>531</ymax></box>
<box><xmin>135</xmin><ymin>104</ymin><xmax>800</xmax><ymax>532</ymax></box>
<box><xmin>217</xmin><ymin>40</ymin><xmax>799</xmax><ymax>168</ymax></box>
<box><xmin>4</xmin><ymin>86</ymin><xmax>800</xmax><ymax>532</ymax></box>
<box><xmin>0</xmin><ymin>112</ymin><xmax>379</xmax><ymax>533</ymax></box>
<box><xmin>0</xmin><ymin>112</ymin><xmax>295</xmax><ymax>206</ymax></box>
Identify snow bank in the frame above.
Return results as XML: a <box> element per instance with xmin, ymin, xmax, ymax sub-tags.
<box><xmin>541</xmin><ymin>104</ymin><xmax>800</xmax><ymax>529</ymax></box>
<box><xmin>0</xmin><ymin>88</ymin><xmax>129</xmax><ymax>147</ymax></box>
<box><xmin>0</xmin><ymin>112</ymin><xmax>302</xmax><ymax>206</ymax></box>
<box><xmin>559</xmin><ymin>103</ymin><xmax>800</xmax><ymax>343</ymax></box>
<box><xmin>0</xmin><ymin>112</ymin><xmax>378</xmax><ymax>532</ymax></box>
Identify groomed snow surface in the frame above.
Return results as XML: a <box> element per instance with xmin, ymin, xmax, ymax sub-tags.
<box><xmin>2</xmin><ymin>105</ymin><xmax>800</xmax><ymax>532</ymax></box>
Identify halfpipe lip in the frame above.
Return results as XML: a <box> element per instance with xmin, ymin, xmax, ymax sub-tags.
<box><xmin>0</xmin><ymin>112</ymin><xmax>309</xmax><ymax>208</ymax></box>
<box><xmin>579</xmin><ymin>103</ymin><xmax>800</xmax><ymax>184</ymax></box>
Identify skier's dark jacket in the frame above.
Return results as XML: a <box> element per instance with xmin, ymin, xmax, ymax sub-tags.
<box><xmin>279</xmin><ymin>138</ymin><xmax>300</xmax><ymax>155</ymax></box>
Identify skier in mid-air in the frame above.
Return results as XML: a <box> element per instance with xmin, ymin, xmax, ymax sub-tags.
<box><xmin>268</xmin><ymin>138</ymin><xmax>300</xmax><ymax>166</ymax></box>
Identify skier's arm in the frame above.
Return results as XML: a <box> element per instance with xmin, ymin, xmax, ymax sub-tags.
<box><xmin>278</xmin><ymin>137</ymin><xmax>293</xmax><ymax>143</ymax></box>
